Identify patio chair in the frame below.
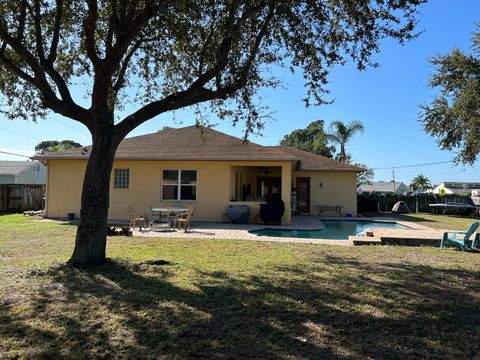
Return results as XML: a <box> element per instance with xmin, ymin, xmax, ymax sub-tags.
<box><xmin>440</xmin><ymin>222</ymin><xmax>480</xmax><ymax>251</ymax></box>
<box><xmin>126</xmin><ymin>204</ymin><xmax>146</xmax><ymax>230</ymax></box>
<box><xmin>173</xmin><ymin>205</ymin><xmax>195</xmax><ymax>232</ymax></box>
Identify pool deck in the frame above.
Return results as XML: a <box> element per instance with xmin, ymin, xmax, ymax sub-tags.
<box><xmin>132</xmin><ymin>215</ymin><xmax>446</xmax><ymax>247</ymax></box>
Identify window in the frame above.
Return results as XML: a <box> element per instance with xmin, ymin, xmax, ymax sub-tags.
<box><xmin>162</xmin><ymin>170</ymin><xmax>196</xmax><ymax>200</ymax></box>
<box><xmin>114</xmin><ymin>169</ymin><xmax>129</xmax><ymax>189</ymax></box>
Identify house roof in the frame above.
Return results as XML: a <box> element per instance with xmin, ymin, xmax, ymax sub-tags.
<box><xmin>0</xmin><ymin>161</ymin><xmax>38</xmax><ymax>176</ymax></box>
<box><xmin>358</xmin><ymin>181</ymin><xmax>408</xmax><ymax>193</ymax></box>
<box><xmin>33</xmin><ymin>126</ymin><xmax>362</xmax><ymax>173</ymax></box>
<box><xmin>270</xmin><ymin>146</ymin><xmax>364</xmax><ymax>172</ymax></box>
<box><xmin>437</xmin><ymin>182</ymin><xmax>480</xmax><ymax>190</ymax></box>
<box><xmin>35</xmin><ymin>126</ymin><xmax>298</xmax><ymax>161</ymax></box>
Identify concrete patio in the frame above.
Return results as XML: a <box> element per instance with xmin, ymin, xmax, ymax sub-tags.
<box><xmin>132</xmin><ymin>215</ymin><xmax>446</xmax><ymax>247</ymax></box>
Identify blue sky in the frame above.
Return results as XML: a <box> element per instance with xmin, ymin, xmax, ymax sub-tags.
<box><xmin>1</xmin><ymin>0</ymin><xmax>479</xmax><ymax>186</ymax></box>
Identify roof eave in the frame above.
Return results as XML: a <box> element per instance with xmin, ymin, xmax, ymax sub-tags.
<box><xmin>298</xmin><ymin>167</ymin><xmax>365</xmax><ymax>173</ymax></box>
<box><xmin>33</xmin><ymin>156</ymin><xmax>299</xmax><ymax>161</ymax></box>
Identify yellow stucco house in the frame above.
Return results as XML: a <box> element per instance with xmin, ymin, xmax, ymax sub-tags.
<box><xmin>35</xmin><ymin>126</ymin><xmax>363</xmax><ymax>224</ymax></box>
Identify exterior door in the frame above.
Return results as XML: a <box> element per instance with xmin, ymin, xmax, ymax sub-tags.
<box><xmin>296</xmin><ymin>177</ymin><xmax>310</xmax><ymax>213</ymax></box>
<box><xmin>257</xmin><ymin>177</ymin><xmax>282</xmax><ymax>201</ymax></box>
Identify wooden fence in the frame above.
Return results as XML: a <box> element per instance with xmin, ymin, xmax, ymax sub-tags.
<box><xmin>0</xmin><ymin>184</ymin><xmax>45</xmax><ymax>213</ymax></box>
<box><xmin>358</xmin><ymin>193</ymin><xmax>474</xmax><ymax>214</ymax></box>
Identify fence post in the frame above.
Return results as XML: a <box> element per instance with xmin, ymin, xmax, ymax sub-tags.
<box><xmin>2</xmin><ymin>185</ymin><xmax>6</xmax><ymax>213</ymax></box>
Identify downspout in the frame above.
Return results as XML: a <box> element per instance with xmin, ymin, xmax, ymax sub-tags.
<box><xmin>38</xmin><ymin>160</ymin><xmax>48</xmax><ymax>214</ymax></box>
<box><xmin>44</xmin><ymin>161</ymin><xmax>48</xmax><ymax>214</ymax></box>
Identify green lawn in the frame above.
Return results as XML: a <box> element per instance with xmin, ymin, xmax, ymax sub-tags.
<box><xmin>1</xmin><ymin>214</ymin><xmax>480</xmax><ymax>359</ymax></box>
<box><xmin>365</xmin><ymin>211</ymin><xmax>479</xmax><ymax>230</ymax></box>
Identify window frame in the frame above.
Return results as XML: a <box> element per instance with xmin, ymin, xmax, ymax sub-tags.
<box><xmin>161</xmin><ymin>169</ymin><xmax>197</xmax><ymax>201</ymax></box>
<box><xmin>113</xmin><ymin>168</ymin><xmax>130</xmax><ymax>189</ymax></box>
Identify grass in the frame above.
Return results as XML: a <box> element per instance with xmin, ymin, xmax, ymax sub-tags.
<box><xmin>363</xmin><ymin>211</ymin><xmax>479</xmax><ymax>230</ymax></box>
<box><xmin>1</xmin><ymin>214</ymin><xmax>480</xmax><ymax>359</ymax></box>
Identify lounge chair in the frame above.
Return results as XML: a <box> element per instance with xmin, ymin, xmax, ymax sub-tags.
<box><xmin>440</xmin><ymin>222</ymin><xmax>480</xmax><ymax>251</ymax></box>
<box><xmin>126</xmin><ymin>204</ymin><xmax>146</xmax><ymax>230</ymax></box>
<box><xmin>173</xmin><ymin>205</ymin><xmax>195</xmax><ymax>232</ymax></box>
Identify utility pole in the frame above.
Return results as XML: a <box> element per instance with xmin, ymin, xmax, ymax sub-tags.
<box><xmin>392</xmin><ymin>170</ymin><xmax>396</xmax><ymax>193</ymax></box>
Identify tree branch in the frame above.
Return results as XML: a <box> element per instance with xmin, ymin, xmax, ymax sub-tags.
<box><xmin>0</xmin><ymin>52</ymin><xmax>36</xmax><ymax>84</ymax></box>
<box><xmin>106</xmin><ymin>0</ymin><xmax>118</xmax><ymax>53</ymax></box>
<box><xmin>112</xmin><ymin>40</ymin><xmax>140</xmax><ymax>92</ymax></box>
<box><xmin>115</xmin><ymin>2</ymin><xmax>277</xmax><ymax>140</ymax></box>
<box><xmin>25</xmin><ymin>0</ymin><xmax>46</xmax><ymax>61</ymax></box>
<box><xmin>85</xmin><ymin>0</ymin><xmax>101</xmax><ymax>68</ymax></box>
<box><xmin>16</xmin><ymin>0</ymin><xmax>27</xmax><ymax>41</ymax></box>
<box><xmin>0</xmin><ymin>15</ymin><xmax>91</xmax><ymax>126</ymax></box>
<box><xmin>115</xmin><ymin>87</ymin><xmax>215</xmax><ymax>140</ymax></box>
<box><xmin>104</xmin><ymin>0</ymin><xmax>163</xmax><ymax>71</ymax></box>
<box><xmin>47</xmin><ymin>0</ymin><xmax>63</xmax><ymax>64</ymax></box>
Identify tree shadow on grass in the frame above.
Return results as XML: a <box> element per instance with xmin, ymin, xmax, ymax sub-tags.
<box><xmin>1</xmin><ymin>257</ymin><xmax>480</xmax><ymax>359</ymax></box>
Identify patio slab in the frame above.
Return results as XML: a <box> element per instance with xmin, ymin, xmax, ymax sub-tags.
<box><xmin>132</xmin><ymin>215</ymin><xmax>446</xmax><ymax>247</ymax></box>
<box><xmin>133</xmin><ymin>218</ymin><xmax>348</xmax><ymax>245</ymax></box>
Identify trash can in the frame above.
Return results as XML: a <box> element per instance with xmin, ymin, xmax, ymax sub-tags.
<box><xmin>346</xmin><ymin>212</ymin><xmax>353</xmax><ymax>218</ymax></box>
<box><xmin>67</xmin><ymin>213</ymin><xmax>75</xmax><ymax>221</ymax></box>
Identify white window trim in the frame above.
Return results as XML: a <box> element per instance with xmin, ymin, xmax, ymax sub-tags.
<box><xmin>161</xmin><ymin>169</ymin><xmax>197</xmax><ymax>201</ymax></box>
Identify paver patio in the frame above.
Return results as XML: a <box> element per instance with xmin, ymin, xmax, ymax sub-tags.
<box><xmin>133</xmin><ymin>215</ymin><xmax>447</xmax><ymax>247</ymax></box>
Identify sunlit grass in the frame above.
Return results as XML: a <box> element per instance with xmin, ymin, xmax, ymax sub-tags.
<box><xmin>1</xmin><ymin>214</ymin><xmax>479</xmax><ymax>358</ymax></box>
<box><xmin>369</xmin><ymin>211</ymin><xmax>480</xmax><ymax>230</ymax></box>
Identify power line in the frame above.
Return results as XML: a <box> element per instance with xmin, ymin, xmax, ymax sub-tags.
<box><xmin>0</xmin><ymin>127</ymin><xmax>42</xmax><ymax>141</ymax></box>
<box><xmin>371</xmin><ymin>160</ymin><xmax>454</xmax><ymax>170</ymax></box>
<box><xmin>0</xmin><ymin>150</ymin><xmax>31</xmax><ymax>158</ymax></box>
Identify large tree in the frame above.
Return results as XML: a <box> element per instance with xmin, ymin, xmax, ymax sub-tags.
<box><xmin>279</xmin><ymin>120</ymin><xmax>334</xmax><ymax>158</ymax></box>
<box><xmin>35</xmin><ymin>140</ymin><xmax>82</xmax><ymax>153</ymax></box>
<box><xmin>327</xmin><ymin>120</ymin><xmax>365</xmax><ymax>163</ymax></box>
<box><xmin>355</xmin><ymin>163</ymin><xmax>374</xmax><ymax>188</ymax></box>
<box><xmin>420</xmin><ymin>26</ymin><xmax>480</xmax><ymax>164</ymax></box>
<box><xmin>0</xmin><ymin>0</ymin><xmax>424</xmax><ymax>266</ymax></box>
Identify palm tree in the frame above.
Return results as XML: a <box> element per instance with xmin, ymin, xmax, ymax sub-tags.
<box><xmin>327</xmin><ymin>120</ymin><xmax>364</xmax><ymax>162</ymax></box>
<box><xmin>410</xmin><ymin>174</ymin><xmax>432</xmax><ymax>192</ymax></box>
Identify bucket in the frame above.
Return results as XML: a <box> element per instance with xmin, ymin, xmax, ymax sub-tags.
<box><xmin>346</xmin><ymin>212</ymin><xmax>353</xmax><ymax>218</ymax></box>
<box><xmin>67</xmin><ymin>213</ymin><xmax>75</xmax><ymax>221</ymax></box>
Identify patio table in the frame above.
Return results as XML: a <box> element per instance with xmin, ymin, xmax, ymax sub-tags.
<box><xmin>317</xmin><ymin>204</ymin><xmax>343</xmax><ymax>216</ymax></box>
<box><xmin>150</xmin><ymin>207</ymin><xmax>187</xmax><ymax>229</ymax></box>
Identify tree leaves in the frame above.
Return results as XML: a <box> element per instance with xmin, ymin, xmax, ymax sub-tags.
<box><xmin>327</xmin><ymin>120</ymin><xmax>364</xmax><ymax>163</ymax></box>
<box><xmin>420</xmin><ymin>27</ymin><xmax>480</xmax><ymax>164</ymax></box>
<box><xmin>279</xmin><ymin>120</ymin><xmax>334</xmax><ymax>158</ymax></box>
<box><xmin>410</xmin><ymin>174</ymin><xmax>432</xmax><ymax>192</ymax></box>
<box><xmin>0</xmin><ymin>0</ymin><xmax>425</xmax><ymax>139</ymax></box>
<box><xmin>34</xmin><ymin>139</ymin><xmax>82</xmax><ymax>153</ymax></box>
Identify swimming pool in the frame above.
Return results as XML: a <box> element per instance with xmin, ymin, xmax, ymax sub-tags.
<box><xmin>249</xmin><ymin>220</ymin><xmax>408</xmax><ymax>240</ymax></box>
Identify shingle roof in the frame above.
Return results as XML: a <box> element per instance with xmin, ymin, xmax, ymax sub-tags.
<box><xmin>270</xmin><ymin>146</ymin><xmax>365</xmax><ymax>172</ymax></box>
<box><xmin>0</xmin><ymin>161</ymin><xmax>37</xmax><ymax>175</ymax></box>
<box><xmin>33</xmin><ymin>126</ymin><xmax>364</xmax><ymax>173</ymax></box>
<box><xmin>357</xmin><ymin>181</ymin><xmax>408</xmax><ymax>193</ymax></box>
<box><xmin>34</xmin><ymin>126</ymin><xmax>298</xmax><ymax>161</ymax></box>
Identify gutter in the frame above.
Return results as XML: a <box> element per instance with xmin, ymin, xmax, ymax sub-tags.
<box><xmin>44</xmin><ymin>162</ymin><xmax>48</xmax><ymax>214</ymax></box>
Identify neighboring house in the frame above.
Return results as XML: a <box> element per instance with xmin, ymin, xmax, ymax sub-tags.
<box><xmin>357</xmin><ymin>181</ymin><xmax>409</xmax><ymax>195</ymax></box>
<box><xmin>0</xmin><ymin>160</ymin><xmax>47</xmax><ymax>185</ymax></box>
<box><xmin>432</xmin><ymin>182</ymin><xmax>480</xmax><ymax>196</ymax></box>
<box><xmin>34</xmin><ymin>126</ymin><xmax>363</xmax><ymax>224</ymax></box>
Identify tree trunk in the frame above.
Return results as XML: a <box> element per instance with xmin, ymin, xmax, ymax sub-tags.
<box><xmin>340</xmin><ymin>144</ymin><xmax>345</xmax><ymax>163</ymax></box>
<box><xmin>67</xmin><ymin>128</ymin><xmax>119</xmax><ymax>267</ymax></box>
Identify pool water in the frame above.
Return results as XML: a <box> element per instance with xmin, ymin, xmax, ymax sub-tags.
<box><xmin>249</xmin><ymin>220</ymin><xmax>407</xmax><ymax>240</ymax></box>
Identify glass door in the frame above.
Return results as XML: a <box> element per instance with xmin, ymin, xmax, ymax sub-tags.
<box><xmin>296</xmin><ymin>177</ymin><xmax>310</xmax><ymax>213</ymax></box>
